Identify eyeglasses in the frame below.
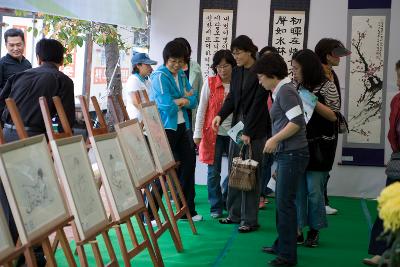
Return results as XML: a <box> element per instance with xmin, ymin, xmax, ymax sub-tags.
<box><xmin>168</xmin><ymin>58</ymin><xmax>185</xmax><ymax>65</ymax></box>
<box><xmin>232</xmin><ymin>50</ymin><xmax>244</xmax><ymax>56</ymax></box>
<box><xmin>216</xmin><ymin>64</ymin><xmax>231</xmax><ymax>70</ymax></box>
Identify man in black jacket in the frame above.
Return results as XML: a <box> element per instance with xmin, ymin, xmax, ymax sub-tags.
<box><xmin>0</xmin><ymin>28</ymin><xmax>32</xmax><ymax>91</ymax></box>
<box><xmin>212</xmin><ymin>35</ymin><xmax>271</xmax><ymax>232</ymax></box>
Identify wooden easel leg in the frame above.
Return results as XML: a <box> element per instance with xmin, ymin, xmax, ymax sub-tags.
<box><xmin>139</xmin><ymin>212</ymin><xmax>165</xmax><ymax>267</ymax></box>
<box><xmin>90</xmin><ymin>240</ymin><xmax>104</xmax><ymax>267</ymax></box>
<box><xmin>102</xmin><ymin>231</ymin><xmax>118</xmax><ymax>266</ymax></box>
<box><xmin>70</xmin><ymin>221</ymin><xmax>88</xmax><ymax>267</ymax></box>
<box><xmin>42</xmin><ymin>238</ymin><xmax>57</xmax><ymax>267</ymax></box>
<box><xmin>24</xmin><ymin>247</ymin><xmax>38</xmax><ymax>267</ymax></box>
<box><xmin>131</xmin><ymin>215</ymin><xmax>159</xmax><ymax>267</ymax></box>
<box><xmin>168</xmin><ymin>170</ymin><xmax>197</xmax><ymax>234</ymax></box>
<box><xmin>114</xmin><ymin>225</ymin><xmax>130</xmax><ymax>267</ymax></box>
<box><xmin>56</xmin><ymin>229</ymin><xmax>77</xmax><ymax>267</ymax></box>
<box><xmin>151</xmin><ymin>180</ymin><xmax>183</xmax><ymax>252</ymax></box>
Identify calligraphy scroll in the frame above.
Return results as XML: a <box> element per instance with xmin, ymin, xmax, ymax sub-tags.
<box><xmin>199</xmin><ymin>9</ymin><xmax>233</xmax><ymax>78</ymax></box>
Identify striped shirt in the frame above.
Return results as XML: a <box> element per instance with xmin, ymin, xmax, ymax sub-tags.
<box><xmin>314</xmin><ymin>80</ymin><xmax>341</xmax><ymax>112</ymax></box>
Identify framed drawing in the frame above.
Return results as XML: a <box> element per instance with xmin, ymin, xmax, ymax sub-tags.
<box><xmin>140</xmin><ymin>102</ymin><xmax>176</xmax><ymax>172</ymax></box>
<box><xmin>50</xmin><ymin>135</ymin><xmax>109</xmax><ymax>241</ymax></box>
<box><xmin>90</xmin><ymin>133</ymin><xmax>144</xmax><ymax>221</ymax></box>
<box><xmin>0</xmin><ymin>135</ymin><xmax>69</xmax><ymax>245</ymax></box>
<box><xmin>115</xmin><ymin>119</ymin><xmax>158</xmax><ymax>187</ymax></box>
<box><xmin>0</xmin><ymin>203</ymin><xmax>15</xmax><ymax>262</ymax></box>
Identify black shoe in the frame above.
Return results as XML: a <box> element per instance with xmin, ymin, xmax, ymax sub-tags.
<box><xmin>268</xmin><ymin>257</ymin><xmax>296</xmax><ymax>267</ymax></box>
<box><xmin>297</xmin><ymin>233</ymin><xmax>304</xmax><ymax>245</ymax></box>
<box><xmin>305</xmin><ymin>229</ymin><xmax>319</xmax><ymax>247</ymax></box>
<box><xmin>262</xmin><ymin>246</ymin><xmax>276</xmax><ymax>254</ymax></box>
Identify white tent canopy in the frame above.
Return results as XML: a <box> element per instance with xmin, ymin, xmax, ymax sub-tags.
<box><xmin>0</xmin><ymin>0</ymin><xmax>147</xmax><ymax>28</ymax></box>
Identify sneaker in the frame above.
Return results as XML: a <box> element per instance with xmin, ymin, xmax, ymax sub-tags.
<box><xmin>297</xmin><ymin>232</ymin><xmax>304</xmax><ymax>245</ymax></box>
<box><xmin>259</xmin><ymin>197</ymin><xmax>266</xmax><ymax>209</ymax></box>
<box><xmin>210</xmin><ymin>213</ymin><xmax>223</xmax><ymax>219</ymax></box>
<box><xmin>325</xmin><ymin>205</ymin><xmax>338</xmax><ymax>215</ymax></box>
<box><xmin>362</xmin><ymin>255</ymin><xmax>381</xmax><ymax>266</ymax></box>
<box><xmin>192</xmin><ymin>214</ymin><xmax>203</xmax><ymax>221</ymax></box>
<box><xmin>305</xmin><ymin>229</ymin><xmax>319</xmax><ymax>247</ymax></box>
<box><xmin>143</xmin><ymin>219</ymin><xmax>158</xmax><ymax>228</ymax></box>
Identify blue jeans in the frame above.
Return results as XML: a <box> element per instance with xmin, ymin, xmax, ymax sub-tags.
<box><xmin>272</xmin><ymin>148</ymin><xmax>309</xmax><ymax>265</ymax></box>
<box><xmin>296</xmin><ymin>171</ymin><xmax>328</xmax><ymax>230</ymax></box>
<box><xmin>207</xmin><ymin>135</ymin><xmax>230</xmax><ymax>214</ymax></box>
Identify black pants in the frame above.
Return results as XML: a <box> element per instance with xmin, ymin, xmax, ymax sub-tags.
<box><xmin>165</xmin><ymin>123</ymin><xmax>197</xmax><ymax>216</ymax></box>
<box><xmin>0</xmin><ymin>128</ymin><xmax>46</xmax><ymax>266</ymax></box>
<box><xmin>368</xmin><ymin>177</ymin><xmax>397</xmax><ymax>255</ymax></box>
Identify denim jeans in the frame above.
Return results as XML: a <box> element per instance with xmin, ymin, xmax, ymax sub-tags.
<box><xmin>272</xmin><ymin>147</ymin><xmax>309</xmax><ymax>265</ymax></box>
<box><xmin>260</xmin><ymin>153</ymin><xmax>274</xmax><ymax>197</ymax></box>
<box><xmin>296</xmin><ymin>171</ymin><xmax>329</xmax><ymax>230</ymax></box>
<box><xmin>207</xmin><ymin>135</ymin><xmax>230</xmax><ymax>214</ymax></box>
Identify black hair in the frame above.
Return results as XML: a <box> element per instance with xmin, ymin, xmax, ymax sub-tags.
<box><xmin>315</xmin><ymin>38</ymin><xmax>345</xmax><ymax>64</ymax></box>
<box><xmin>396</xmin><ymin>60</ymin><xmax>400</xmax><ymax>70</ymax></box>
<box><xmin>4</xmin><ymin>28</ymin><xmax>25</xmax><ymax>43</ymax></box>
<box><xmin>292</xmin><ymin>49</ymin><xmax>327</xmax><ymax>91</ymax></box>
<box><xmin>35</xmin><ymin>38</ymin><xmax>64</xmax><ymax>64</ymax></box>
<box><xmin>132</xmin><ymin>64</ymin><xmax>142</xmax><ymax>74</ymax></box>
<box><xmin>231</xmin><ymin>35</ymin><xmax>258</xmax><ymax>59</ymax></box>
<box><xmin>173</xmin><ymin>37</ymin><xmax>192</xmax><ymax>63</ymax></box>
<box><xmin>252</xmin><ymin>53</ymin><xmax>288</xmax><ymax>80</ymax></box>
<box><xmin>259</xmin><ymin>46</ymin><xmax>278</xmax><ymax>57</ymax></box>
<box><xmin>211</xmin><ymin>49</ymin><xmax>237</xmax><ymax>75</ymax></box>
<box><xmin>162</xmin><ymin>40</ymin><xmax>187</xmax><ymax>65</ymax></box>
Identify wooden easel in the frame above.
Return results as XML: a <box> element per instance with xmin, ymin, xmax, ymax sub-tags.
<box><xmin>108</xmin><ymin>94</ymin><xmax>184</xmax><ymax>253</ymax></box>
<box><xmin>110</xmin><ymin>93</ymin><xmax>197</xmax><ymax>245</ymax></box>
<box><xmin>78</xmin><ymin>95</ymin><xmax>162</xmax><ymax>267</ymax></box>
<box><xmin>3</xmin><ymin>98</ymin><xmax>77</xmax><ymax>267</ymax></box>
<box><xmin>39</xmin><ymin>96</ymin><xmax>118</xmax><ymax>267</ymax></box>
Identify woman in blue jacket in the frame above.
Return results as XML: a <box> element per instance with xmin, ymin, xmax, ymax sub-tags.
<box><xmin>150</xmin><ymin>40</ymin><xmax>202</xmax><ymax>221</ymax></box>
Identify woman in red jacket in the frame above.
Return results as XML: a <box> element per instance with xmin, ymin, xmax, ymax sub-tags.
<box><xmin>193</xmin><ymin>50</ymin><xmax>236</xmax><ymax>218</ymax></box>
<box><xmin>363</xmin><ymin>60</ymin><xmax>400</xmax><ymax>266</ymax></box>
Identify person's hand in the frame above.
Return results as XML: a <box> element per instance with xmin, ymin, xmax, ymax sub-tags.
<box><xmin>185</xmin><ymin>90</ymin><xmax>194</xmax><ymax>97</ymax></box>
<box><xmin>211</xmin><ymin>116</ymin><xmax>221</xmax><ymax>132</ymax></box>
<box><xmin>241</xmin><ymin>134</ymin><xmax>251</xmax><ymax>145</ymax></box>
<box><xmin>193</xmin><ymin>138</ymin><xmax>201</xmax><ymax>146</ymax></box>
<box><xmin>263</xmin><ymin>137</ymin><xmax>278</xmax><ymax>153</ymax></box>
<box><xmin>174</xmin><ymin>98</ymin><xmax>188</xmax><ymax>107</ymax></box>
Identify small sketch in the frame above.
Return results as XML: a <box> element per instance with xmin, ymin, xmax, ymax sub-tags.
<box><xmin>22</xmin><ymin>168</ymin><xmax>53</xmax><ymax>215</ymax></box>
<box><xmin>70</xmin><ymin>157</ymin><xmax>96</xmax><ymax>224</ymax></box>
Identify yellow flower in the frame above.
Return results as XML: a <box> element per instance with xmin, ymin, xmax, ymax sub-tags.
<box><xmin>379</xmin><ymin>195</ymin><xmax>400</xmax><ymax>232</ymax></box>
<box><xmin>377</xmin><ymin>182</ymin><xmax>400</xmax><ymax>209</ymax></box>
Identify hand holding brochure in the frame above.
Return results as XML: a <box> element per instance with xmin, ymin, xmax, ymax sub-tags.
<box><xmin>298</xmin><ymin>88</ymin><xmax>318</xmax><ymax>124</ymax></box>
<box><xmin>227</xmin><ymin>121</ymin><xmax>244</xmax><ymax>145</ymax></box>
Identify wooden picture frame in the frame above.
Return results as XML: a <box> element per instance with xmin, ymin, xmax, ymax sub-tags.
<box><xmin>140</xmin><ymin>102</ymin><xmax>176</xmax><ymax>172</ymax></box>
<box><xmin>0</xmin><ymin>135</ymin><xmax>69</xmax><ymax>245</ymax></box>
<box><xmin>90</xmin><ymin>132</ymin><xmax>144</xmax><ymax>221</ymax></box>
<box><xmin>0</xmin><ymin>203</ymin><xmax>15</xmax><ymax>261</ymax></box>
<box><xmin>115</xmin><ymin>119</ymin><xmax>158</xmax><ymax>187</ymax></box>
<box><xmin>50</xmin><ymin>135</ymin><xmax>109</xmax><ymax>241</ymax></box>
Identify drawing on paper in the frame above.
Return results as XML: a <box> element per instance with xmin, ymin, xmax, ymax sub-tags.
<box><xmin>347</xmin><ymin>16</ymin><xmax>386</xmax><ymax>144</ymax></box>
<box><xmin>1</xmin><ymin>139</ymin><xmax>66</xmax><ymax>237</ymax></box>
<box><xmin>96</xmin><ymin>137</ymin><xmax>139</xmax><ymax>214</ymax></box>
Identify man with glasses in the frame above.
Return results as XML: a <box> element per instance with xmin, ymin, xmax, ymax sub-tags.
<box><xmin>0</xmin><ymin>28</ymin><xmax>32</xmax><ymax>91</ymax></box>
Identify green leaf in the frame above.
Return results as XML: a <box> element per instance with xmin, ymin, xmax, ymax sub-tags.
<box><xmin>76</xmin><ymin>36</ymin><xmax>84</xmax><ymax>47</ymax></box>
<box><xmin>27</xmin><ymin>27</ymin><xmax>33</xmax><ymax>32</ymax></box>
<box><xmin>33</xmin><ymin>28</ymin><xmax>38</xmax><ymax>37</ymax></box>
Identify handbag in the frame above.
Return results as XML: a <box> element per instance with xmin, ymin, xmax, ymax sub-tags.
<box><xmin>228</xmin><ymin>145</ymin><xmax>259</xmax><ymax>191</ymax></box>
<box><xmin>307</xmin><ymin>135</ymin><xmax>337</xmax><ymax>171</ymax></box>
<box><xmin>385</xmin><ymin>152</ymin><xmax>400</xmax><ymax>178</ymax></box>
<box><xmin>336</xmin><ymin>112</ymin><xmax>349</xmax><ymax>134</ymax></box>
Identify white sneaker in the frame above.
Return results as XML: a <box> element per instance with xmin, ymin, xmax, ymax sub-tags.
<box><xmin>325</xmin><ymin>205</ymin><xmax>338</xmax><ymax>215</ymax></box>
<box><xmin>144</xmin><ymin>219</ymin><xmax>158</xmax><ymax>227</ymax></box>
<box><xmin>191</xmin><ymin>214</ymin><xmax>203</xmax><ymax>222</ymax></box>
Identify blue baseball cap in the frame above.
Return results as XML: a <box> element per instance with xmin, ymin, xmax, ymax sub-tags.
<box><xmin>131</xmin><ymin>52</ymin><xmax>157</xmax><ymax>66</ymax></box>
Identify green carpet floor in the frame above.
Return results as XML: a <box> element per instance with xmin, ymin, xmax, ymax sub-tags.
<box><xmin>55</xmin><ymin>185</ymin><xmax>378</xmax><ymax>266</ymax></box>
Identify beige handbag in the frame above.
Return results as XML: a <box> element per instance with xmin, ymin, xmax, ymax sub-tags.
<box><xmin>228</xmin><ymin>145</ymin><xmax>259</xmax><ymax>191</ymax></box>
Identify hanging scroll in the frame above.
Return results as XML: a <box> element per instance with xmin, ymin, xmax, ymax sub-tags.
<box><xmin>200</xmin><ymin>9</ymin><xmax>234</xmax><ymax>78</ymax></box>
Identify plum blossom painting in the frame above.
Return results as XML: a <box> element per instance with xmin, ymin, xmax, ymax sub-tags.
<box><xmin>347</xmin><ymin>16</ymin><xmax>386</xmax><ymax>144</ymax></box>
